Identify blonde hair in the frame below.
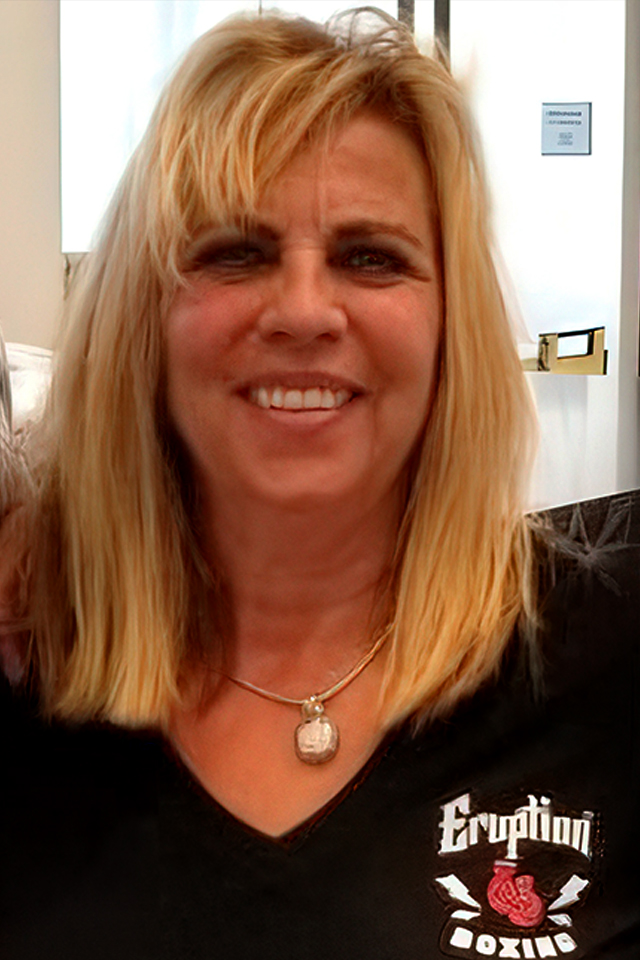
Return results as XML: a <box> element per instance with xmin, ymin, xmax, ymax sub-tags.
<box><xmin>28</xmin><ymin>8</ymin><xmax>538</xmax><ymax>727</ymax></box>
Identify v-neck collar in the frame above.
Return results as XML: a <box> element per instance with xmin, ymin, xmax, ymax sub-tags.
<box><xmin>160</xmin><ymin>724</ymin><xmax>404</xmax><ymax>852</ymax></box>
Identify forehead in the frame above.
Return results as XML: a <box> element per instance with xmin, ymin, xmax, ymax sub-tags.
<box><xmin>254</xmin><ymin>112</ymin><xmax>436</xmax><ymax>238</ymax></box>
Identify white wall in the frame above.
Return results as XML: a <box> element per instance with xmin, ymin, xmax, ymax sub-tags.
<box><xmin>451</xmin><ymin>0</ymin><xmax>640</xmax><ymax>508</ymax></box>
<box><xmin>617</xmin><ymin>0</ymin><xmax>640</xmax><ymax>494</ymax></box>
<box><xmin>0</xmin><ymin>0</ymin><xmax>62</xmax><ymax>350</ymax></box>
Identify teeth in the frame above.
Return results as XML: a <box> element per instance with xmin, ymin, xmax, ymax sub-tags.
<box><xmin>249</xmin><ymin>386</ymin><xmax>352</xmax><ymax>411</ymax></box>
<box><xmin>303</xmin><ymin>388</ymin><xmax>322</xmax><ymax>409</ymax></box>
<box><xmin>283</xmin><ymin>389</ymin><xmax>303</xmax><ymax>410</ymax></box>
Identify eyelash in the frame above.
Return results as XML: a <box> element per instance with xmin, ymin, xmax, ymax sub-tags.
<box><xmin>191</xmin><ymin>243</ymin><xmax>268</xmax><ymax>270</ymax></box>
<box><xmin>190</xmin><ymin>241</ymin><xmax>411</xmax><ymax>279</ymax></box>
<box><xmin>337</xmin><ymin>246</ymin><xmax>409</xmax><ymax>276</ymax></box>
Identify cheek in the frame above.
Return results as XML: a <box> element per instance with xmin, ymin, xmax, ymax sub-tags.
<box><xmin>368</xmin><ymin>287</ymin><xmax>442</xmax><ymax>395</ymax></box>
<box><xmin>379</xmin><ymin>290</ymin><xmax>442</xmax><ymax>460</ymax></box>
<box><xmin>163</xmin><ymin>295</ymin><xmax>221</xmax><ymax>449</ymax></box>
<box><xmin>165</xmin><ymin>295</ymin><xmax>209</xmax><ymax>389</ymax></box>
<box><xmin>165</xmin><ymin>283</ymin><xmax>260</xmax><ymax>375</ymax></box>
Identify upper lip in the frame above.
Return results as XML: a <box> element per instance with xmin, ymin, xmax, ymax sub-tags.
<box><xmin>236</xmin><ymin>371</ymin><xmax>366</xmax><ymax>394</ymax></box>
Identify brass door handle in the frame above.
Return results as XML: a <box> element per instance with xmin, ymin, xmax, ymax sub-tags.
<box><xmin>522</xmin><ymin>326</ymin><xmax>607</xmax><ymax>375</ymax></box>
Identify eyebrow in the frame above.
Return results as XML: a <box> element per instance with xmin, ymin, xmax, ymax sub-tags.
<box><xmin>184</xmin><ymin>223</ymin><xmax>276</xmax><ymax>261</ymax></box>
<box><xmin>186</xmin><ymin>217</ymin><xmax>427</xmax><ymax>258</ymax></box>
<box><xmin>331</xmin><ymin>219</ymin><xmax>427</xmax><ymax>252</ymax></box>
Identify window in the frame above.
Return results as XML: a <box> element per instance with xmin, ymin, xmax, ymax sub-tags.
<box><xmin>60</xmin><ymin>0</ymin><xmax>428</xmax><ymax>252</ymax></box>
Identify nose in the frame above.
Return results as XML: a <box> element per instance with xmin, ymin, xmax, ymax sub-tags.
<box><xmin>256</xmin><ymin>250</ymin><xmax>347</xmax><ymax>344</ymax></box>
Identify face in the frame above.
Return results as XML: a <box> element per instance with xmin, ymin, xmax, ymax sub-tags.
<box><xmin>165</xmin><ymin>113</ymin><xmax>442</xmax><ymax>519</ymax></box>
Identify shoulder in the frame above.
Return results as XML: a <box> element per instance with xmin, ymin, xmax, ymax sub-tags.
<box><xmin>526</xmin><ymin>492</ymin><xmax>640</xmax><ymax>714</ymax></box>
<box><xmin>0</xmin><ymin>676</ymin><xmax>162</xmax><ymax>957</ymax></box>
<box><xmin>536</xmin><ymin>488</ymin><xmax>640</xmax><ymax>590</ymax></box>
<box><xmin>532</xmin><ymin>489</ymin><xmax>640</xmax><ymax>654</ymax></box>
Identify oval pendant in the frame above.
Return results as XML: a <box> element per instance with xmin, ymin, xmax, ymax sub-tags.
<box><xmin>294</xmin><ymin>714</ymin><xmax>340</xmax><ymax>764</ymax></box>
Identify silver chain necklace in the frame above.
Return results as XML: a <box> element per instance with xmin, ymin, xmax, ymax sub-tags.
<box><xmin>221</xmin><ymin>632</ymin><xmax>389</xmax><ymax>764</ymax></box>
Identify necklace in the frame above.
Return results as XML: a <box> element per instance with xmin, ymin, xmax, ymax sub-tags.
<box><xmin>222</xmin><ymin>632</ymin><xmax>388</xmax><ymax>765</ymax></box>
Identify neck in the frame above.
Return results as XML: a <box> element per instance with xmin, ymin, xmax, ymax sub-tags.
<box><xmin>198</xmin><ymin>489</ymin><xmax>401</xmax><ymax>682</ymax></box>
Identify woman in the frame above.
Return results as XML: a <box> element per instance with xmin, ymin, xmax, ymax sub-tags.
<box><xmin>1</xmin><ymin>8</ymin><xmax>638</xmax><ymax>959</ymax></box>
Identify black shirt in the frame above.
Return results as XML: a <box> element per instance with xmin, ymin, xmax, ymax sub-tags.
<box><xmin>2</xmin><ymin>491</ymin><xmax>639</xmax><ymax>959</ymax></box>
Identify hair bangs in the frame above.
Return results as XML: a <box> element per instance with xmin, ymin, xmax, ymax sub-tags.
<box><xmin>140</xmin><ymin>12</ymin><xmax>434</xmax><ymax>284</ymax></box>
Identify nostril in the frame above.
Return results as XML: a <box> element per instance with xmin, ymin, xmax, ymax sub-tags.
<box><xmin>256</xmin><ymin>306</ymin><xmax>347</xmax><ymax>344</ymax></box>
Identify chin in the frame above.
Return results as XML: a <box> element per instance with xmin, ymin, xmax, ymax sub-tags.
<box><xmin>252</xmin><ymin>478</ymin><xmax>363</xmax><ymax>512</ymax></box>
<box><xmin>248</xmin><ymin>461</ymin><xmax>406</xmax><ymax>518</ymax></box>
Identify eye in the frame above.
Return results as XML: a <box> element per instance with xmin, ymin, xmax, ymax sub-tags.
<box><xmin>187</xmin><ymin>236</ymin><xmax>276</xmax><ymax>274</ymax></box>
<box><xmin>338</xmin><ymin>245</ymin><xmax>408</xmax><ymax>277</ymax></box>
<box><xmin>193</xmin><ymin>243</ymin><xmax>266</xmax><ymax>269</ymax></box>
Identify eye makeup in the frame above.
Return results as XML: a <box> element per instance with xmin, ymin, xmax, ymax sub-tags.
<box><xmin>183</xmin><ymin>217</ymin><xmax>434</xmax><ymax>284</ymax></box>
<box><xmin>184</xmin><ymin>226</ymin><xmax>279</xmax><ymax>273</ymax></box>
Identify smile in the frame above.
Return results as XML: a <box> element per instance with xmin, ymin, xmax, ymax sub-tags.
<box><xmin>248</xmin><ymin>386</ymin><xmax>352</xmax><ymax>411</ymax></box>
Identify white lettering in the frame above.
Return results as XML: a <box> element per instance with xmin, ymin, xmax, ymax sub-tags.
<box><xmin>477</xmin><ymin>934</ymin><xmax>498</xmax><ymax>955</ymax></box>
<box><xmin>553</xmin><ymin>817</ymin><xmax>572</xmax><ymax>846</ymax></box>
<box><xmin>553</xmin><ymin>933</ymin><xmax>578</xmax><ymax>954</ymax></box>
<box><xmin>440</xmin><ymin>794</ymin><xmax>470</xmax><ymax>853</ymax></box>
<box><xmin>450</xmin><ymin>926</ymin><xmax>474</xmax><ymax>949</ymax></box>
<box><xmin>488</xmin><ymin>814</ymin><xmax>509</xmax><ymax>844</ymax></box>
<box><xmin>522</xmin><ymin>796</ymin><xmax>543</xmax><ymax>841</ymax></box>
<box><xmin>571</xmin><ymin>817</ymin><xmax>591</xmax><ymax>857</ymax></box>
<box><xmin>498</xmin><ymin>937</ymin><xmax>521</xmax><ymax>957</ymax></box>
<box><xmin>439</xmin><ymin>793</ymin><xmax>593</xmax><ymax>860</ymax></box>
<box><xmin>469</xmin><ymin>816</ymin><xmax>481</xmax><ymax>845</ymax></box>
<box><xmin>539</xmin><ymin>797</ymin><xmax>552</xmax><ymax>842</ymax></box>
<box><xmin>444</xmin><ymin>928</ymin><xmax>578</xmax><ymax>958</ymax></box>
<box><xmin>535</xmin><ymin>936</ymin><xmax>558</xmax><ymax>957</ymax></box>
<box><xmin>507</xmin><ymin>811</ymin><xmax>529</xmax><ymax>860</ymax></box>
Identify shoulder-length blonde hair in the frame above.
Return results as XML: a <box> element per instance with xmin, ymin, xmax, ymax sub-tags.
<box><xmin>28</xmin><ymin>7</ymin><xmax>537</xmax><ymax>727</ymax></box>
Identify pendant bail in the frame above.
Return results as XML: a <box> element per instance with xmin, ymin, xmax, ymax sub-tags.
<box><xmin>301</xmin><ymin>696</ymin><xmax>325</xmax><ymax>720</ymax></box>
